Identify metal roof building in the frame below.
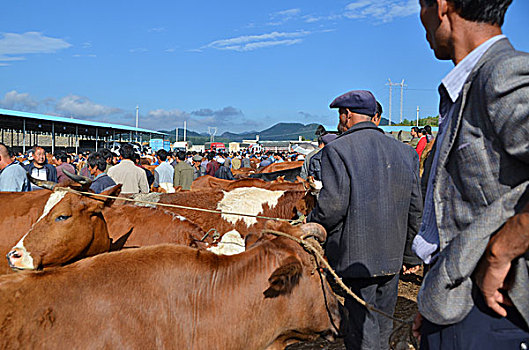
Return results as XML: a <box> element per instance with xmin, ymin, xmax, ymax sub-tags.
<box><xmin>0</xmin><ymin>108</ymin><xmax>165</xmax><ymax>154</ymax></box>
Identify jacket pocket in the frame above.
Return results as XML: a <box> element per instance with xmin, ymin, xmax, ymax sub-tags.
<box><xmin>450</xmin><ymin>141</ymin><xmax>498</xmax><ymax>206</ymax></box>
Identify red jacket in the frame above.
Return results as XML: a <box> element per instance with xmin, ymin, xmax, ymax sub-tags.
<box><xmin>415</xmin><ymin>136</ymin><xmax>427</xmax><ymax>160</ymax></box>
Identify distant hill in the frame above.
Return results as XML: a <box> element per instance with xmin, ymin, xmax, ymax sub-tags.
<box><xmin>159</xmin><ymin>122</ymin><xmax>321</xmax><ymax>144</ymax></box>
<box><xmin>379</xmin><ymin>117</ymin><xmax>390</xmax><ymax>126</ymax></box>
<box><xmin>220</xmin><ymin>123</ymin><xmax>320</xmax><ymax>142</ymax></box>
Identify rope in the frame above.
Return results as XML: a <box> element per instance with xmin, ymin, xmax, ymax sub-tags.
<box><xmin>262</xmin><ymin>229</ymin><xmax>418</xmax><ymax>349</ymax></box>
<box><xmin>59</xmin><ymin>187</ymin><xmax>416</xmax><ymax>347</ymax></box>
<box><xmin>60</xmin><ymin>188</ymin><xmax>294</xmax><ymax>223</ymax></box>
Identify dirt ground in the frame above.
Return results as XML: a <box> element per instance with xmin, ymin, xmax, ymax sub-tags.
<box><xmin>287</xmin><ymin>268</ymin><xmax>423</xmax><ymax>350</ymax></box>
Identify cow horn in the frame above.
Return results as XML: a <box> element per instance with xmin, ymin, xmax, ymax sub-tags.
<box><xmin>300</xmin><ymin>222</ymin><xmax>327</xmax><ymax>243</ymax></box>
<box><xmin>26</xmin><ymin>172</ymin><xmax>57</xmax><ymax>191</ymax></box>
<box><xmin>63</xmin><ymin>169</ymin><xmax>92</xmax><ymax>185</ymax></box>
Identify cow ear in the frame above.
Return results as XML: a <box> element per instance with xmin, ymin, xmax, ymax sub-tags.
<box><xmin>264</xmin><ymin>256</ymin><xmax>302</xmax><ymax>298</ymax></box>
<box><xmin>98</xmin><ymin>184</ymin><xmax>122</xmax><ymax>208</ymax></box>
<box><xmin>86</xmin><ymin>184</ymin><xmax>122</xmax><ymax>211</ymax></box>
<box><xmin>245</xmin><ymin>233</ymin><xmax>261</xmax><ymax>248</ymax></box>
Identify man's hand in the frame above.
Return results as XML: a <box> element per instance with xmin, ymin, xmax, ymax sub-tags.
<box><xmin>474</xmin><ymin>250</ymin><xmax>512</xmax><ymax>317</ymax></box>
<box><xmin>402</xmin><ymin>264</ymin><xmax>421</xmax><ymax>275</ymax></box>
<box><xmin>411</xmin><ymin>312</ymin><xmax>422</xmax><ymax>341</ymax></box>
<box><xmin>474</xmin><ymin>208</ymin><xmax>529</xmax><ymax>317</ymax></box>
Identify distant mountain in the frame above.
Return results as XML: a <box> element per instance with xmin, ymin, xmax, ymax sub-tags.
<box><xmin>159</xmin><ymin>123</ymin><xmax>321</xmax><ymax>144</ymax></box>
<box><xmin>220</xmin><ymin>123</ymin><xmax>321</xmax><ymax>142</ymax></box>
<box><xmin>379</xmin><ymin>117</ymin><xmax>390</xmax><ymax>126</ymax></box>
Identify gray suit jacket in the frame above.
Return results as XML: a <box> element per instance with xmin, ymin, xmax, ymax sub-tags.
<box><xmin>418</xmin><ymin>38</ymin><xmax>529</xmax><ymax>326</ymax></box>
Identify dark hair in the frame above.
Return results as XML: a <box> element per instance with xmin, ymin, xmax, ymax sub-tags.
<box><xmin>419</xmin><ymin>128</ymin><xmax>426</xmax><ymax>135</ymax></box>
<box><xmin>157</xmin><ymin>149</ymin><xmax>168</xmax><ymax>161</ymax></box>
<box><xmin>411</xmin><ymin>126</ymin><xmax>419</xmax><ymax>133</ymax></box>
<box><xmin>0</xmin><ymin>142</ymin><xmax>13</xmax><ymax>157</ymax></box>
<box><xmin>422</xmin><ymin>0</ymin><xmax>512</xmax><ymax>26</ymax></box>
<box><xmin>176</xmin><ymin>151</ymin><xmax>186</xmax><ymax>161</ymax></box>
<box><xmin>120</xmin><ymin>143</ymin><xmax>135</xmax><ymax>160</ymax></box>
<box><xmin>99</xmin><ymin>148</ymin><xmax>113</xmax><ymax>161</ymax></box>
<box><xmin>132</xmin><ymin>153</ymin><xmax>140</xmax><ymax>164</ymax></box>
<box><xmin>55</xmin><ymin>152</ymin><xmax>68</xmax><ymax>163</ymax></box>
<box><xmin>424</xmin><ymin>125</ymin><xmax>432</xmax><ymax>135</ymax></box>
<box><xmin>375</xmin><ymin>101</ymin><xmax>383</xmax><ymax>117</ymax></box>
<box><xmin>87</xmin><ymin>152</ymin><xmax>107</xmax><ymax>172</ymax></box>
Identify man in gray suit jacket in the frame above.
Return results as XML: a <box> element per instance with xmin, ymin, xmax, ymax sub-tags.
<box><xmin>412</xmin><ymin>0</ymin><xmax>529</xmax><ymax>348</ymax></box>
<box><xmin>308</xmin><ymin>90</ymin><xmax>422</xmax><ymax>350</ymax></box>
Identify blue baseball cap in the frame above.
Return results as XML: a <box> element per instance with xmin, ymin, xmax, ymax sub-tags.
<box><xmin>329</xmin><ymin>90</ymin><xmax>377</xmax><ymax>117</ymax></box>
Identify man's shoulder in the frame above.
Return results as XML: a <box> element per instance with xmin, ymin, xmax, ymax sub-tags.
<box><xmin>44</xmin><ymin>163</ymin><xmax>57</xmax><ymax>172</ymax></box>
<box><xmin>3</xmin><ymin>162</ymin><xmax>26</xmax><ymax>176</ymax></box>
<box><xmin>477</xmin><ymin>39</ymin><xmax>529</xmax><ymax>81</ymax></box>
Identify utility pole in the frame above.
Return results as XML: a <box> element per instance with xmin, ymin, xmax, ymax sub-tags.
<box><xmin>135</xmin><ymin>105</ymin><xmax>139</xmax><ymax>142</ymax></box>
<box><xmin>416</xmin><ymin>106</ymin><xmax>420</xmax><ymax>126</ymax></box>
<box><xmin>386</xmin><ymin>79</ymin><xmax>407</xmax><ymax>124</ymax></box>
<box><xmin>387</xmin><ymin>79</ymin><xmax>393</xmax><ymax>125</ymax></box>
<box><xmin>183</xmin><ymin>121</ymin><xmax>187</xmax><ymax>142</ymax></box>
<box><xmin>399</xmin><ymin>79</ymin><xmax>406</xmax><ymax>123</ymax></box>
<box><xmin>208</xmin><ymin>127</ymin><xmax>217</xmax><ymax>143</ymax></box>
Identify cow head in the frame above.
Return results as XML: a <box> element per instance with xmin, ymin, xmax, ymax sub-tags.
<box><xmin>7</xmin><ymin>185</ymin><xmax>122</xmax><ymax>270</ymax></box>
<box><xmin>250</xmin><ymin>221</ymin><xmax>343</xmax><ymax>347</ymax></box>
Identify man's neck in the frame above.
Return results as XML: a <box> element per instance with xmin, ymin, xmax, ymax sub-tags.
<box><xmin>0</xmin><ymin>159</ymin><xmax>13</xmax><ymax>170</ymax></box>
<box><xmin>33</xmin><ymin>162</ymin><xmax>44</xmax><ymax>169</ymax></box>
<box><xmin>450</xmin><ymin>18</ymin><xmax>502</xmax><ymax>65</ymax></box>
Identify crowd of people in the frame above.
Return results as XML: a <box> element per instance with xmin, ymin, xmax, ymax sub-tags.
<box><xmin>0</xmin><ymin>142</ymin><xmax>311</xmax><ymax>194</ymax></box>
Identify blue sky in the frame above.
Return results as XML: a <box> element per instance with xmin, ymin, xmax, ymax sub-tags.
<box><xmin>1</xmin><ymin>0</ymin><xmax>528</xmax><ymax>133</ymax></box>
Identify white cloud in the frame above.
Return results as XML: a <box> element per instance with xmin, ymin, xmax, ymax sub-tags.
<box><xmin>148</xmin><ymin>108</ymin><xmax>189</xmax><ymax>121</ymax></box>
<box><xmin>145</xmin><ymin>106</ymin><xmax>262</xmax><ymax>133</ymax></box>
<box><xmin>0</xmin><ymin>90</ymin><xmax>39</xmax><ymax>111</ymax></box>
<box><xmin>129</xmin><ymin>48</ymin><xmax>148</xmax><ymax>53</ymax></box>
<box><xmin>268</xmin><ymin>8</ymin><xmax>301</xmax><ymax>25</ymax></box>
<box><xmin>55</xmin><ymin>95</ymin><xmax>122</xmax><ymax>118</ymax></box>
<box><xmin>0</xmin><ymin>32</ymin><xmax>71</xmax><ymax>65</ymax></box>
<box><xmin>344</xmin><ymin>0</ymin><xmax>419</xmax><ymax>22</ymax></box>
<box><xmin>203</xmin><ymin>31</ymin><xmax>310</xmax><ymax>52</ymax></box>
<box><xmin>148</xmin><ymin>27</ymin><xmax>166</xmax><ymax>33</ymax></box>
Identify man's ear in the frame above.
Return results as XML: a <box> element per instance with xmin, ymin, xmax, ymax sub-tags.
<box><xmin>264</xmin><ymin>256</ymin><xmax>303</xmax><ymax>298</ymax></box>
<box><xmin>437</xmin><ymin>0</ymin><xmax>448</xmax><ymax>19</ymax></box>
<box><xmin>372</xmin><ymin>113</ymin><xmax>381</xmax><ymax>126</ymax></box>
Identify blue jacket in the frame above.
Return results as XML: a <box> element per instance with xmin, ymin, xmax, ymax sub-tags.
<box><xmin>308</xmin><ymin>121</ymin><xmax>422</xmax><ymax>278</ymax></box>
<box><xmin>90</xmin><ymin>173</ymin><xmax>117</xmax><ymax>194</ymax></box>
<box><xmin>24</xmin><ymin>162</ymin><xmax>58</xmax><ymax>184</ymax></box>
<box><xmin>0</xmin><ymin>161</ymin><xmax>30</xmax><ymax>192</ymax></box>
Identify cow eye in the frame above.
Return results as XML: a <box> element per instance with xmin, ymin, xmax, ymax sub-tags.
<box><xmin>55</xmin><ymin>215</ymin><xmax>71</xmax><ymax>222</ymax></box>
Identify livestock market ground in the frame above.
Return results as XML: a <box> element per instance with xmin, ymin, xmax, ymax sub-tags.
<box><xmin>288</xmin><ymin>268</ymin><xmax>423</xmax><ymax>350</ymax></box>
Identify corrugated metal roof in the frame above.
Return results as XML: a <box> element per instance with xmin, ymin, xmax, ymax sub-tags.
<box><xmin>0</xmin><ymin>108</ymin><xmax>165</xmax><ymax>135</ymax></box>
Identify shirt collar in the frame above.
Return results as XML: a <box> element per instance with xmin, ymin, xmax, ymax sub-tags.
<box><xmin>94</xmin><ymin>173</ymin><xmax>107</xmax><ymax>181</ymax></box>
<box><xmin>441</xmin><ymin>34</ymin><xmax>505</xmax><ymax>103</ymax></box>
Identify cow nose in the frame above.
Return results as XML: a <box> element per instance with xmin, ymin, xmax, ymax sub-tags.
<box><xmin>6</xmin><ymin>247</ymin><xmax>35</xmax><ymax>270</ymax></box>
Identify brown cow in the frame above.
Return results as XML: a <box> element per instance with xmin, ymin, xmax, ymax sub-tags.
<box><xmin>123</xmin><ymin>187</ymin><xmax>316</xmax><ymax>238</ymax></box>
<box><xmin>190</xmin><ymin>175</ymin><xmax>305</xmax><ymax>192</ymax></box>
<box><xmin>0</xmin><ymin>222</ymin><xmax>341</xmax><ymax>349</ymax></box>
<box><xmin>2</xmin><ymin>187</ymin><xmax>209</xmax><ymax>273</ymax></box>
<box><xmin>232</xmin><ymin>166</ymin><xmax>256</xmax><ymax>179</ymax></box>
<box><xmin>258</xmin><ymin>161</ymin><xmax>303</xmax><ymax>173</ymax></box>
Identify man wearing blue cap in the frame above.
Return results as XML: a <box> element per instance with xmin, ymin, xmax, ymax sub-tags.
<box><xmin>307</xmin><ymin>90</ymin><xmax>422</xmax><ymax>350</ymax></box>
